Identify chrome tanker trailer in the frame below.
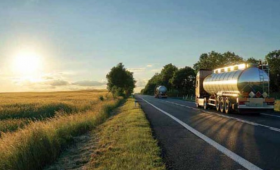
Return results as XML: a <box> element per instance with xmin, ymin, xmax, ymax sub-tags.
<box><xmin>195</xmin><ymin>63</ymin><xmax>275</xmax><ymax>113</ymax></box>
<box><xmin>155</xmin><ymin>86</ymin><xmax>167</xmax><ymax>98</ymax></box>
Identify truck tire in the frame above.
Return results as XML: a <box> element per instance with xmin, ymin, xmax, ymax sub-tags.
<box><xmin>203</xmin><ymin>98</ymin><xmax>208</xmax><ymax>110</ymax></box>
<box><xmin>220</xmin><ymin>97</ymin><xmax>225</xmax><ymax>113</ymax></box>
<box><xmin>216</xmin><ymin>96</ymin><xmax>220</xmax><ymax>111</ymax></box>
<box><xmin>225</xmin><ymin>98</ymin><xmax>231</xmax><ymax>114</ymax></box>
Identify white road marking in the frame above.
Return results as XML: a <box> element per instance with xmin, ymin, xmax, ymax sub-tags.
<box><xmin>260</xmin><ymin>113</ymin><xmax>280</xmax><ymax>118</ymax></box>
<box><xmin>140</xmin><ymin>97</ymin><xmax>262</xmax><ymax>170</ymax></box>
<box><xmin>269</xmin><ymin>127</ymin><xmax>280</xmax><ymax>132</ymax></box>
<box><xmin>162</xmin><ymin>100</ymin><xmax>280</xmax><ymax>133</ymax></box>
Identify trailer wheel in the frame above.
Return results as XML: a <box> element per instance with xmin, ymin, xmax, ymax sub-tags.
<box><xmin>216</xmin><ymin>96</ymin><xmax>220</xmax><ymax>111</ymax></box>
<box><xmin>225</xmin><ymin>98</ymin><xmax>231</xmax><ymax>114</ymax></box>
<box><xmin>203</xmin><ymin>98</ymin><xmax>207</xmax><ymax>110</ymax></box>
<box><xmin>220</xmin><ymin>98</ymin><xmax>225</xmax><ymax>113</ymax></box>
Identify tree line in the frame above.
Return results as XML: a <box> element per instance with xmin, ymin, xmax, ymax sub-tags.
<box><xmin>141</xmin><ymin>50</ymin><xmax>280</xmax><ymax>96</ymax></box>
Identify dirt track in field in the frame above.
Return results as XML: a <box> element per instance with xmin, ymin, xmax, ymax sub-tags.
<box><xmin>44</xmin><ymin>131</ymin><xmax>97</xmax><ymax>170</ymax></box>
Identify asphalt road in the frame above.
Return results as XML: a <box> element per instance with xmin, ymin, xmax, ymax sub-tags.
<box><xmin>136</xmin><ymin>95</ymin><xmax>280</xmax><ymax>170</ymax></box>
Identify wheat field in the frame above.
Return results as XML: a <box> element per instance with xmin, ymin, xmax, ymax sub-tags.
<box><xmin>0</xmin><ymin>90</ymin><xmax>121</xmax><ymax>170</ymax></box>
<box><xmin>0</xmin><ymin>90</ymin><xmax>110</xmax><ymax>133</ymax></box>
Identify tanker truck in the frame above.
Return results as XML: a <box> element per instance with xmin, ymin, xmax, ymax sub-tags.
<box><xmin>195</xmin><ymin>63</ymin><xmax>275</xmax><ymax>114</ymax></box>
<box><xmin>155</xmin><ymin>86</ymin><xmax>167</xmax><ymax>98</ymax></box>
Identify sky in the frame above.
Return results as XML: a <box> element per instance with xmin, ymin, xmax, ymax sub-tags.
<box><xmin>0</xmin><ymin>0</ymin><xmax>280</xmax><ymax>92</ymax></box>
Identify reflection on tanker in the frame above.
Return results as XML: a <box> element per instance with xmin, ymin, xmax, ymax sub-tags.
<box><xmin>203</xmin><ymin>64</ymin><xmax>269</xmax><ymax>96</ymax></box>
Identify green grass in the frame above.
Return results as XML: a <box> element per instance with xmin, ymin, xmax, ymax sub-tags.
<box><xmin>270</xmin><ymin>92</ymin><xmax>280</xmax><ymax>100</ymax></box>
<box><xmin>0</xmin><ymin>91</ymin><xmax>122</xmax><ymax>170</ymax></box>
<box><xmin>0</xmin><ymin>118</ymin><xmax>31</xmax><ymax>134</ymax></box>
<box><xmin>0</xmin><ymin>103</ymin><xmax>79</xmax><ymax>120</ymax></box>
<box><xmin>89</xmin><ymin>98</ymin><xmax>165</xmax><ymax>170</ymax></box>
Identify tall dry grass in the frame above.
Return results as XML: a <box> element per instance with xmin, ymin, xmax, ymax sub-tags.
<box><xmin>0</xmin><ymin>90</ymin><xmax>111</xmax><ymax>133</ymax></box>
<box><xmin>0</xmin><ymin>90</ymin><xmax>122</xmax><ymax>170</ymax></box>
<box><xmin>0</xmin><ymin>90</ymin><xmax>109</xmax><ymax>120</ymax></box>
<box><xmin>0</xmin><ymin>118</ymin><xmax>31</xmax><ymax>134</ymax></box>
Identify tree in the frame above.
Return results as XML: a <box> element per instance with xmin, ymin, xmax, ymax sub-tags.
<box><xmin>160</xmin><ymin>64</ymin><xmax>178</xmax><ymax>89</ymax></box>
<box><xmin>246</xmin><ymin>57</ymin><xmax>259</xmax><ymax>64</ymax></box>
<box><xmin>141</xmin><ymin>73</ymin><xmax>162</xmax><ymax>95</ymax></box>
<box><xmin>141</xmin><ymin>64</ymin><xmax>193</xmax><ymax>96</ymax></box>
<box><xmin>265</xmin><ymin>50</ymin><xmax>280</xmax><ymax>92</ymax></box>
<box><xmin>193</xmin><ymin>51</ymin><xmax>244</xmax><ymax>72</ymax></box>
<box><xmin>106</xmin><ymin>63</ymin><xmax>136</xmax><ymax>97</ymax></box>
<box><xmin>170</xmin><ymin>66</ymin><xmax>195</xmax><ymax>95</ymax></box>
<box><xmin>222</xmin><ymin>51</ymin><xmax>244</xmax><ymax>66</ymax></box>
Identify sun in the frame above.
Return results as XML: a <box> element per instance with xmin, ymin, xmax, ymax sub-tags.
<box><xmin>13</xmin><ymin>51</ymin><xmax>42</xmax><ymax>75</ymax></box>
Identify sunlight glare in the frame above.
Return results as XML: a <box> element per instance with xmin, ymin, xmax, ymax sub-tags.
<box><xmin>13</xmin><ymin>51</ymin><xmax>42</xmax><ymax>75</ymax></box>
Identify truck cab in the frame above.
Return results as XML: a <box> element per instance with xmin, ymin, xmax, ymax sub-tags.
<box><xmin>195</xmin><ymin>69</ymin><xmax>212</xmax><ymax>107</ymax></box>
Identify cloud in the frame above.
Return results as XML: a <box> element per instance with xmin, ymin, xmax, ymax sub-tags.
<box><xmin>136</xmin><ymin>79</ymin><xmax>147</xmax><ymax>87</ymax></box>
<box><xmin>41</xmin><ymin>76</ymin><xmax>53</xmax><ymax>80</ymax></box>
<box><xmin>50</xmin><ymin>80</ymin><xmax>69</xmax><ymax>86</ymax></box>
<box><xmin>7</xmin><ymin>70</ymin><xmax>108</xmax><ymax>92</ymax></box>
<box><xmin>146</xmin><ymin>64</ymin><xmax>153</xmax><ymax>67</ymax></box>
<box><xmin>151</xmin><ymin>68</ymin><xmax>161</xmax><ymax>73</ymax></box>
<box><xmin>72</xmin><ymin>80</ymin><xmax>106</xmax><ymax>86</ymax></box>
<box><xmin>128</xmin><ymin>68</ymin><xmax>146</xmax><ymax>73</ymax></box>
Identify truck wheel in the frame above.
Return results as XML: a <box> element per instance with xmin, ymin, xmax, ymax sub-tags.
<box><xmin>203</xmin><ymin>98</ymin><xmax>207</xmax><ymax>110</ymax></box>
<box><xmin>216</xmin><ymin>96</ymin><xmax>220</xmax><ymax>111</ymax></box>
<box><xmin>220</xmin><ymin>98</ymin><xmax>225</xmax><ymax>113</ymax></box>
<box><xmin>225</xmin><ymin>98</ymin><xmax>231</xmax><ymax>114</ymax></box>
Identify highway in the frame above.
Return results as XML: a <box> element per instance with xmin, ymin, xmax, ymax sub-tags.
<box><xmin>136</xmin><ymin>95</ymin><xmax>280</xmax><ymax>170</ymax></box>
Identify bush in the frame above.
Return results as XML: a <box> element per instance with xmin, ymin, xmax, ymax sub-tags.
<box><xmin>99</xmin><ymin>96</ymin><xmax>104</xmax><ymax>101</ymax></box>
<box><xmin>166</xmin><ymin>89</ymin><xmax>179</xmax><ymax>97</ymax></box>
<box><xmin>111</xmin><ymin>86</ymin><xmax>124</xmax><ymax>98</ymax></box>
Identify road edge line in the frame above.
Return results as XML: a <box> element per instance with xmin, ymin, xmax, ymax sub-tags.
<box><xmin>140</xmin><ymin>97</ymin><xmax>262</xmax><ymax>170</ymax></box>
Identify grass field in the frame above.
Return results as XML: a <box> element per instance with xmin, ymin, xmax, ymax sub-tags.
<box><xmin>0</xmin><ymin>90</ymin><xmax>111</xmax><ymax>133</ymax></box>
<box><xmin>0</xmin><ymin>91</ymin><xmax>108</xmax><ymax>120</ymax></box>
<box><xmin>89</xmin><ymin>98</ymin><xmax>165</xmax><ymax>170</ymax></box>
<box><xmin>0</xmin><ymin>90</ymin><xmax>122</xmax><ymax>170</ymax></box>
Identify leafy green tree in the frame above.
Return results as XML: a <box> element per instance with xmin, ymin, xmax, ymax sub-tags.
<box><xmin>170</xmin><ymin>66</ymin><xmax>195</xmax><ymax>95</ymax></box>
<box><xmin>246</xmin><ymin>57</ymin><xmax>259</xmax><ymax>64</ymax></box>
<box><xmin>123</xmin><ymin>70</ymin><xmax>135</xmax><ymax>95</ymax></box>
<box><xmin>141</xmin><ymin>73</ymin><xmax>162</xmax><ymax>95</ymax></box>
<box><xmin>222</xmin><ymin>51</ymin><xmax>244</xmax><ymax>65</ymax></box>
<box><xmin>193</xmin><ymin>51</ymin><xmax>244</xmax><ymax>72</ymax></box>
<box><xmin>106</xmin><ymin>63</ymin><xmax>136</xmax><ymax>97</ymax></box>
<box><xmin>265</xmin><ymin>50</ymin><xmax>280</xmax><ymax>92</ymax></box>
<box><xmin>160</xmin><ymin>64</ymin><xmax>178</xmax><ymax>89</ymax></box>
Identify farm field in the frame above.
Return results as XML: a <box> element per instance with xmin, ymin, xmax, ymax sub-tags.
<box><xmin>0</xmin><ymin>90</ymin><xmax>121</xmax><ymax>170</ymax></box>
<box><xmin>0</xmin><ymin>90</ymin><xmax>111</xmax><ymax>133</ymax></box>
<box><xmin>45</xmin><ymin>98</ymin><xmax>165</xmax><ymax>170</ymax></box>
